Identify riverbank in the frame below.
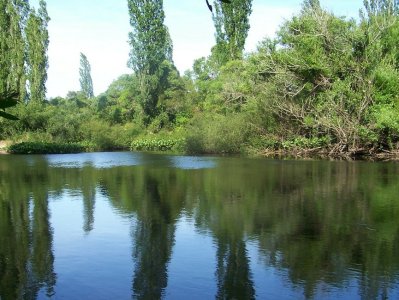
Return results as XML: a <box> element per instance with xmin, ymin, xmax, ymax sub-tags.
<box><xmin>0</xmin><ymin>140</ymin><xmax>11</xmax><ymax>154</ymax></box>
<box><xmin>259</xmin><ymin>148</ymin><xmax>399</xmax><ymax>161</ymax></box>
<box><xmin>2</xmin><ymin>139</ymin><xmax>399</xmax><ymax>161</ymax></box>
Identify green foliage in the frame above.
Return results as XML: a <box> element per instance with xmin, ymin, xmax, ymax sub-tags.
<box><xmin>0</xmin><ymin>110</ymin><xmax>19</xmax><ymax>121</ymax></box>
<box><xmin>78</xmin><ymin>119</ymin><xmax>134</xmax><ymax>150</ymax></box>
<box><xmin>157</xmin><ymin>60</ymin><xmax>187</xmax><ymax>121</ymax></box>
<box><xmin>371</xmin><ymin>104</ymin><xmax>399</xmax><ymax>148</ymax></box>
<box><xmin>131</xmin><ymin>138</ymin><xmax>185</xmax><ymax>152</ymax></box>
<box><xmin>8</xmin><ymin>141</ymin><xmax>85</xmax><ymax>154</ymax></box>
<box><xmin>216</xmin><ymin>59</ymin><xmax>254</xmax><ymax>112</ymax></box>
<box><xmin>127</xmin><ymin>0</ymin><xmax>174</xmax><ymax>119</ymax></box>
<box><xmin>97</xmin><ymin>74</ymin><xmax>140</xmax><ymax>123</ymax></box>
<box><xmin>147</xmin><ymin>111</ymin><xmax>169</xmax><ymax>133</ymax></box>
<box><xmin>281</xmin><ymin>136</ymin><xmax>330</xmax><ymax>150</ymax></box>
<box><xmin>0</xmin><ymin>90</ymin><xmax>19</xmax><ymax>120</ymax></box>
<box><xmin>373</xmin><ymin>63</ymin><xmax>399</xmax><ymax>104</ymax></box>
<box><xmin>79</xmin><ymin>52</ymin><xmax>94</xmax><ymax>98</ymax></box>
<box><xmin>185</xmin><ymin>113</ymin><xmax>250</xmax><ymax>154</ymax></box>
<box><xmin>3</xmin><ymin>0</ymin><xmax>399</xmax><ymax>158</ymax></box>
<box><xmin>46</xmin><ymin>107</ymin><xmax>84</xmax><ymax>142</ymax></box>
<box><xmin>26</xmin><ymin>0</ymin><xmax>49</xmax><ymax>102</ymax></box>
<box><xmin>0</xmin><ymin>0</ymin><xmax>29</xmax><ymax>100</ymax></box>
<box><xmin>0</xmin><ymin>0</ymin><xmax>12</xmax><ymax>94</ymax></box>
<box><xmin>212</xmin><ymin>0</ymin><xmax>253</xmax><ymax>63</ymax></box>
<box><xmin>236</xmin><ymin>1</ymin><xmax>399</xmax><ymax>155</ymax></box>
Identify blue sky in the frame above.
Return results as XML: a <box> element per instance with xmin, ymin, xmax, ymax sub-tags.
<box><xmin>30</xmin><ymin>0</ymin><xmax>364</xmax><ymax>98</ymax></box>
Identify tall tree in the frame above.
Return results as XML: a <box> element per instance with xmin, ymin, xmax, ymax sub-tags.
<box><xmin>9</xmin><ymin>0</ymin><xmax>29</xmax><ymax>101</ymax></box>
<box><xmin>212</xmin><ymin>0</ymin><xmax>252</xmax><ymax>64</ymax></box>
<box><xmin>0</xmin><ymin>0</ymin><xmax>12</xmax><ymax>95</ymax></box>
<box><xmin>127</xmin><ymin>0</ymin><xmax>173</xmax><ymax>120</ymax></box>
<box><xmin>79</xmin><ymin>52</ymin><xmax>94</xmax><ymax>98</ymax></box>
<box><xmin>26</xmin><ymin>0</ymin><xmax>49</xmax><ymax>102</ymax></box>
<box><xmin>0</xmin><ymin>0</ymin><xmax>29</xmax><ymax>99</ymax></box>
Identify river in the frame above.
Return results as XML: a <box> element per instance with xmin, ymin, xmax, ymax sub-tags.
<box><xmin>0</xmin><ymin>152</ymin><xmax>399</xmax><ymax>299</ymax></box>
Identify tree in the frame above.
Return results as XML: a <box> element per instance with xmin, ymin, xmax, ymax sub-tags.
<box><xmin>0</xmin><ymin>0</ymin><xmax>28</xmax><ymax>119</ymax></box>
<box><xmin>26</xmin><ymin>0</ymin><xmax>49</xmax><ymax>102</ymax></box>
<box><xmin>212</xmin><ymin>0</ymin><xmax>252</xmax><ymax>64</ymax></box>
<box><xmin>0</xmin><ymin>0</ymin><xmax>12</xmax><ymax>95</ymax></box>
<box><xmin>0</xmin><ymin>0</ymin><xmax>29</xmax><ymax>100</ymax></box>
<box><xmin>7</xmin><ymin>1</ymin><xmax>27</xmax><ymax>100</ymax></box>
<box><xmin>79</xmin><ymin>52</ymin><xmax>94</xmax><ymax>98</ymax></box>
<box><xmin>302</xmin><ymin>0</ymin><xmax>320</xmax><ymax>11</ymax></box>
<box><xmin>363</xmin><ymin>0</ymin><xmax>398</xmax><ymax>17</ymax></box>
<box><xmin>205</xmin><ymin>0</ymin><xmax>232</xmax><ymax>12</ymax></box>
<box><xmin>127</xmin><ymin>0</ymin><xmax>173</xmax><ymax>120</ymax></box>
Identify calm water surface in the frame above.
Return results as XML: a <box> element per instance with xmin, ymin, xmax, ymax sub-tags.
<box><xmin>1</xmin><ymin>152</ymin><xmax>399</xmax><ymax>299</ymax></box>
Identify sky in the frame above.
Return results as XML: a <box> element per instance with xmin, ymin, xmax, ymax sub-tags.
<box><xmin>30</xmin><ymin>0</ymin><xmax>364</xmax><ymax>99</ymax></box>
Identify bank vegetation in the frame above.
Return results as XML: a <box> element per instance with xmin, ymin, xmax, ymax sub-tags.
<box><xmin>1</xmin><ymin>0</ymin><xmax>399</xmax><ymax>159</ymax></box>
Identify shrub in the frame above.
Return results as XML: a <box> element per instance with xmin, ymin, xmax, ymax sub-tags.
<box><xmin>281</xmin><ymin>136</ymin><xmax>330</xmax><ymax>150</ymax></box>
<box><xmin>130</xmin><ymin>138</ymin><xmax>185</xmax><ymax>152</ymax></box>
<box><xmin>8</xmin><ymin>142</ymin><xmax>85</xmax><ymax>154</ymax></box>
<box><xmin>185</xmin><ymin>113</ymin><xmax>250</xmax><ymax>154</ymax></box>
<box><xmin>79</xmin><ymin>119</ymin><xmax>118</xmax><ymax>150</ymax></box>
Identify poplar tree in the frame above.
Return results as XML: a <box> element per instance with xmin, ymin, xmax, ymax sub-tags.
<box><xmin>212</xmin><ymin>0</ymin><xmax>252</xmax><ymax>64</ymax></box>
<box><xmin>0</xmin><ymin>0</ymin><xmax>28</xmax><ymax>98</ymax></box>
<box><xmin>127</xmin><ymin>0</ymin><xmax>173</xmax><ymax>119</ymax></box>
<box><xmin>0</xmin><ymin>0</ymin><xmax>12</xmax><ymax>95</ymax></box>
<box><xmin>9</xmin><ymin>0</ymin><xmax>29</xmax><ymax>100</ymax></box>
<box><xmin>79</xmin><ymin>52</ymin><xmax>94</xmax><ymax>98</ymax></box>
<box><xmin>26</xmin><ymin>0</ymin><xmax>49</xmax><ymax>102</ymax></box>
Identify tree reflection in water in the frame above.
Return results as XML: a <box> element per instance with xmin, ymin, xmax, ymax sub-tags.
<box><xmin>215</xmin><ymin>238</ymin><xmax>255</xmax><ymax>300</ymax></box>
<box><xmin>97</xmin><ymin>158</ymin><xmax>186</xmax><ymax>299</ymax></box>
<box><xmin>0</xmin><ymin>156</ymin><xmax>56</xmax><ymax>300</ymax></box>
<box><xmin>131</xmin><ymin>174</ymin><xmax>178</xmax><ymax>299</ymax></box>
<box><xmin>1</xmin><ymin>153</ymin><xmax>399</xmax><ymax>299</ymax></box>
<box><xmin>81</xmin><ymin>166</ymin><xmax>96</xmax><ymax>233</ymax></box>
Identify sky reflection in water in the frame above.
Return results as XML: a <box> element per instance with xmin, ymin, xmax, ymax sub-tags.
<box><xmin>0</xmin><ymin>152</ymin><xmax>399</xmax><ymax>299</ymax></box>
<box><xmin>44</xmin><ymin>151</ymin><xmax>217</xmax><ymax>170</ymax></box>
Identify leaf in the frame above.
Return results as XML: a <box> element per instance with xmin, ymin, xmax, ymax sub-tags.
<box><xmin>0</xmin><ymin>90</ymin><xmax>19</xmax><ymax>109</ymax></box>
<box><xmin>0</xmin><ymin>110</ymin><xmax>19</xmax><ymax>120</ymax></box>
<box><xmin>0</xmin><ymin>99</ymin><xmax>18</xmax><ymax>109</ymax></box>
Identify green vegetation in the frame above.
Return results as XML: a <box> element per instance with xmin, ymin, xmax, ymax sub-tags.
<box><xmin>131</xmin><ymin>138</ymin><xmax>185</xmax><ymax>152</ymax></box>
<box><xmin>127</xmin><ymin>0</ymin><xmax>175</xmax><ymax>121</ymax></box>
<box><xmin>1</xmin><ymin>0</ymin><xmax>399</xmax><ymax>158</ymax></box>
<box><xmin>79</xmin><ymin>53</ymin><xmax>94</xmax><ymax>98</ymax></box>
<box><xmin>0</xmin><ymin>90</ymin><xmax>19</xmax><ymax>120</ymax></box>
<box><xmin>212</xmin><ymin>0</ymin><xmax>252</xmax><ymax>63</ymax></box>
<box><xmin>0</xmin><ymin>0</ymin><xmax>29</xmax><ymax>99</ymax></box>
<box><xmin>26</xmin><ymin>0</ymin><xmax>49</xmax><ymax>103</ymax></box>
<box><xmin>8</xmin><ymin>141</ymin><xmax>85</xmax><ymax>154</ymax></box>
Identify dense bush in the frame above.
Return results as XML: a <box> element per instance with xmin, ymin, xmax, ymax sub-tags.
<box><xmin>131</xmin><ymin>137</ymin><xmax>185</xmax><ymax>152</ymax></box>
<box><xmin>185</xmin><ymin>113</ymin><xmax>251</xmax><ymax>154</ymax></box>
<box><xmin>8</xmin><ymin>142</ymin><xmax>85</xmax><ymax>154</ymax></box>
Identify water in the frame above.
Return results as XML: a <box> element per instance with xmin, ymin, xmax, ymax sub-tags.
<box><xmin>0</xmin><ymin>152</ymin><xmax>399</xmax><ymax>300</ymax></box>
